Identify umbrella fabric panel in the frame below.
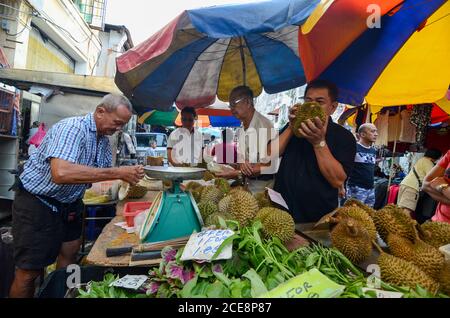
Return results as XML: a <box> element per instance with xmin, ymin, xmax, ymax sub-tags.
<box><xmin>246</xmin><ymin>32</ymin><xmax>306</xmax><ymax>94</ymax></box>
<box><xmin>299</xmin><ymin>0</ymin><xmax>404</xmax><ymax>81</ymax></box>
<box><xmin>139</xmin><ymin>110</ymin><xmax>178</xmax><ymax>126</ymax></box>
<box><xmin>133</xmin><ymin>37</ymin><xmax>217</xmax><ymax>113</ymax></box>
<box><xmin>366</xmin><ymin>1</ymin><xmax>450</xmax><ymax>106</ymax></box>
<box><xmin>316</xmin><ymin>0</ymin><xmax>446</xmax><ymax>105</ymax></box>
<box><xmin>209</xmin><ymin>116</ymin><xmax>241</xmax><ymax>128</ymax></box>
<box><xmin>187</xmin><ymin>0</ymin><xmax>320</xmax><ymax>38</ymax></box>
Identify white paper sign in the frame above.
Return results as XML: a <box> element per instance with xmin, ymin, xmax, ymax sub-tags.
<box><xmin>180</xmin><ymin>229</ymin><xmax>234</xmax><ymax>261</ymax></box>
<box><xmin>110</xmin><ymin>275</ymin><xmax>148</xmax><ymax>290</ymax></box>
<box><xmin>266</xmin><ymin>188</ymin><xmax>289</xmax><ymax>210</ymax></box>
<box><xmin>362</xmin><ymin>288</ymin><xmax>403</xmax><ymax>298</ymax></box>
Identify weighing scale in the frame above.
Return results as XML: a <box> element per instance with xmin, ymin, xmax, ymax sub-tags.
<box><xmin>139</xmin><ymin>166</ymin><xmax>205</xmax><ymax>243</ymax></box>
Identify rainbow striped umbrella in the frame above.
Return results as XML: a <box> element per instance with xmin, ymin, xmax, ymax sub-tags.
<box><xmin>299</xmin><ymin>0</ymin><xmax>450</xmax><ymax>106</ymax></box>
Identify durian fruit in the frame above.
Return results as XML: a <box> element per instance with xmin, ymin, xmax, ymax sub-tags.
<box><xmin>197</xmin><ymin>201</ymin><xmax>219</xmax><ymax>221</ymax></box>
<box><xmin>336</xmin><ymin>206</ymin><xmax>377</xmax><ymax>241</ymax></box>
<box><xmin>254</xmin><ymin>191</ymin><xmax>272</xmax><ymax>209</ymax></box>
<box><xmin>185</xmin><ymin>181</ymin><xmax>202</xmax><ymax>191</ymax></box>
<box><xmin>229</xmin><ymin>186</ymin><xmax>248</xmax><ymax>196</ymax></box>
<box><xmin>218</xmin><ymin>195</ymin><xmax>233</xmax><ymax>215</ymax></box>
<box><xmin>344</xmin><ymin>198</ymin><xmax>376</xmax><ymax>217</ymax></box>
<box><xmin>330</xmin><ymin>218</ymin><xmax>372</xmax><ymax>264</ymax></box>
<box><xmin>420</xmin><ymin>221</ymin><xmax>450</xmax><ymax>248</ymax></box>
<box><xmin>214</xmin><ymin>178</ymin><xmax>231</xmax><ymax>194</ymax></box>
<box><xmin>200</xmin><ymin>186</ymin><xmax>224</xmax><ymax>204</ymax></box>
<box><xmin>260</xmin><ymin>208</ymin><xmax>295</xmax><ymax>243</ymax></box>
<box><xmin>255</xmin><ymin>207</ymin><xmax>275</xmax><ymax>223</ymax></box>
<box><xmin>438</xmin><ymin>261</ymin><xmax>450</xmax><ymax>296</ymax></box>
<box><xmin>203</xmin><ymin>171</ymin><xmax>215</xmax><ymax>181</ymax></box>
<box><xmin>409</xmin><ymin>236</ymin><xmax>445</xmax><ymax>280</ymax></box>
<box><xmin>126</xmin><ymin>185</ymin><xmax>148</xmax><ymax>199</ymax></box>
<box><xmin>376</xmin><ymin>249</ymin><xmax>439</xmax><ymax>295</ymax></box>
<box><xmin>204</xmin><ymin>212</ymin><xmax>233</xmax><ymax>228</ymax></box>
<box><xmin>387</xmin><ymin>232</ymin><xmax>445</xmax><ymax>280</ymax></box>
<box><xmin>386</xmin><ymin>233</ymin><xmax>414</xmax><ymax>261</ymax></box>
<box><xmin>371</xmin><ymin>204</ymin><xmax>417</xmax><ymax>242</ymax></box>
<box><xmin>191</xmin><ymin>186</ymin><xmax>203</xmax><ymax>203</ymax></box>
<box><xmin>228</xmin><ymin>190</ymin><xmax>259</xmax><ymax>227</ymax></box>
<box><xmin>292</xmin><ymin>102</ymin><xmax>326</xmax><ymax>138</ymax></box>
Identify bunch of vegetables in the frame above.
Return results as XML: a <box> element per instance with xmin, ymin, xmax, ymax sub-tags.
<box><xmin>78</xmin><ymin>220</ymin><xmax>449</xmax><ymax>298</ymax></box>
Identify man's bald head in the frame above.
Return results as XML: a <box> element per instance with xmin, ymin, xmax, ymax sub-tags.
<box><xmin>358</xmin><ymin>123</ymin><xmax>377</xmax><ymax>134</ymax></box>
<box><xmin>358</xmin><ymin>123</ymin><xmax>378</xmax><ymax>145</ymax></box>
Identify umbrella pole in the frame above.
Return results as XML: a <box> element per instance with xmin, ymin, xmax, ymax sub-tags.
<box><xmin>239</xmin><ymin>37</ymin><xmax>246</xmax><ymax>86</ymax></box>
<box><xmin>386</xmin><ymin>106</ymin><xmax>401</xmax><ymax>197</ymax></box>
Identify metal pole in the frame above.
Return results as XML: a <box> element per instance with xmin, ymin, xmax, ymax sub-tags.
<box><xmin>387</xmin><ymin>106</ymin><xmax>402</xmax><ymax>196</ymax></box>
<box><xmin>239</xmin><ymin>37</ymin><xmax>246</xmax><ymax>86</ymax></box>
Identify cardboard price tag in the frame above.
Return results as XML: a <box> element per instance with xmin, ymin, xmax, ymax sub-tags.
<box><xmin>110</xmin><ymin>275</ymin><xmax>148</xmax><ymax>290</ymax></box>
<box><xmin>181</xmin><ymin>229</ymin><xmax>234</xmax><ymax>261</ymax></box>
<box><xmin>362</xmin><ymin>288</ymin><xmax>403</xmax><ymax>298</ymax></box>
<box><xmin>266</xmin><ymin>188</ymin><xmax>289</xmax><ymax>210</ymax></box>
<box><xmin>260</xmin><ymin>269</ymin><xmax>345</xmax><ymax>298</ymax></box>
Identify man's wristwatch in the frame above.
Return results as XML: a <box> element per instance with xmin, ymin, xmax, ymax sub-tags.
<box><xmin>436</xmin><ymin>183</ymin><xmax>449</xmax><ymax>193</ymax></box>
<box><xmin>314</xmin><ymin>140</ymin><xmax>326</xmax><ymax>149</ymax></box>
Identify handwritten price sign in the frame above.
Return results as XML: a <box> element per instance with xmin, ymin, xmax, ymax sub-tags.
<box><xmin>260</xmin><ymin>269</ymin><xmax>345</xmax><ymax>298</ymax></box>
<box><xmin>180</xmin><ymin>229</ymin><xmax>234</xmax><ymax>261</ymax></box>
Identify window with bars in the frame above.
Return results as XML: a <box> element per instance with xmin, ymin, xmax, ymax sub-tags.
<box><xmin>72</xmin><ymin>0</ymin><xmax>107</xmax><ymax>30</ymax></box>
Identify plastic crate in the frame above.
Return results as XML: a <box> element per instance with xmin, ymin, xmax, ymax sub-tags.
<box><xmin>86</xmin><ymin>205</ymin><xmax>116</xmax><ymax>241</ymax></box>
<box><xmin>123</xmin><ymin>201</ymin><xmax>152</xmax><ymax>227</ymax></box>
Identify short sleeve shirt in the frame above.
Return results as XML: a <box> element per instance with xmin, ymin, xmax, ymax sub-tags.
<box><xmin>20</xmin><ymin>113</ymin><xmax>112</xmax><ymax>204</ymax></box>
<box><xmin>274</xmin><ymin>120</ymin><xmax>356</xmax><ymax>223</ymax></box>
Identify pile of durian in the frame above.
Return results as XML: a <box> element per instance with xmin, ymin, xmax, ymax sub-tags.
<box><xmin>326</xmin><ymin>199</ymin><xmax>450</xmax><ymax>295</ymax></box>
<box><xmin>185</xmin><ymin>179</ymin><xmax>295</xmax><ymax>245</ymax></box>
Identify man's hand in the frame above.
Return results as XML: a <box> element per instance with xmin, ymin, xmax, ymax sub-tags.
<box><xmin>240</xmin><ymin>162</ymin><xmax>262</xmax><ymax>177</ymax></box>
<box><xmin>298</xmin><ymin>117</ymin><xmax>328</xmax><ymax>147</ymax></box>
<box><xmin>215</xmin><ymin>170</ymin><xmax>240</xmax><ymax>179</ymax></box>
<box><xmin>428</xmin><ymin>177</ymin><xmax>448</xmax><ymax>194</ymax></box>
<box><xmin>118</xmin><ymin>165</ymin><xmax>145</xmax><ymax>186</ymax></box>
<box><xmin>288</xmin><ymin>105</ymin><xmax>298</xmax><ymax>130</ymax></box>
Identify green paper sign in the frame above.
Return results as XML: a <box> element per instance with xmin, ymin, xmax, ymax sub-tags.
<box><xmin>259</xmin><ymin>269</ymin><xmax>345</xmax><ymax>298</ymax></box>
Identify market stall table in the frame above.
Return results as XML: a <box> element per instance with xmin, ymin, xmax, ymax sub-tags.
<box><xmin>85</xmin><ymin>191</ymin><xmax>160</xmax><ymax>267</ymax></box>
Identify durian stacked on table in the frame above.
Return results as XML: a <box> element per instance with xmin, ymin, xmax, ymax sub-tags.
<box><xmin>328</xmin><ymin>199</ymin><xmax>450</xmax><ymax>296</ymax></box>
<box><xmin>184</xmin><ymin>178</ymin><xmax>295</xmax><ymax>245</ymax></box>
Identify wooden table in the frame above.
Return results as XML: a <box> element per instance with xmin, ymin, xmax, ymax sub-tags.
<box><xmin>85</xmin><ymin>191</ymin><xmax>160</xmax><ymax>267</ymax></box>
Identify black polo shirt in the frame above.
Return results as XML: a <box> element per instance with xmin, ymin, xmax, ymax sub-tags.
<box><xmin>273</xmin><ymin>120</ymin><xmax>356</xmax><ymax>223</ymax></box>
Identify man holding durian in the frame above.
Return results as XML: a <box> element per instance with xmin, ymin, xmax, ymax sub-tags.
<box><xmin>271</xmin><ymin>80</ymin><xmax>356</xmax><ymax>223</ymax></box>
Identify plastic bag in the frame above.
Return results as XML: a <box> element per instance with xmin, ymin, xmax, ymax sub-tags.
<box><xmin>29</xmin><ymin>123</ymin><xmax>47</xmax><ymax>147</ymax></box>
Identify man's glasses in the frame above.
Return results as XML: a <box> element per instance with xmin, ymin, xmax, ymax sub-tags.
<box><xmin>181</xmin><ymin>117</ymin><xmax>194</xmax><ymax>122</ymax></box>
<box><xmin>229</xmin><ymin>97</ymin><xmax>246</xmax><ymax>108</ymax></box>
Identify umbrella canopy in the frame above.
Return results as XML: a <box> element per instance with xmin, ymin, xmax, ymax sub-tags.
<box><xmin>115</xmin><ymin>0</ymin><xmax>320</xmax><ymax>113</ymax></box>
<box><xmin>299</xmin><ymin>0</ymin><xmax>450</xmax><ymax>106</ymax></box>
<box><xmin>174</xmin><ymin>107</ymin><xmax>241</xmax><ymax>127</ymax></box>
<box><xmin>138</xmin><ymin>109</ymin><xmax>179</xmax><ymax>126</ymax></box>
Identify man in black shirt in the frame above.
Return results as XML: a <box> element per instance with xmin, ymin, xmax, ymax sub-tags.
<box><xmin>271</xmin><ymin>80</ymin><xmax>356</xmax><ymax>223</ymax></box>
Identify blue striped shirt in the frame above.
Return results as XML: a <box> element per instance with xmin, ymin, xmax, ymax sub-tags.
<box><xmin>20</xmin><ymin>113</ymin><xmax>112</xmax><ymax>210</ymax></box>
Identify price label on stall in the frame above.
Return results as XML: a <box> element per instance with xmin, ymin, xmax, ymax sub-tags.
<box><xmin>362</xmin><ymin>288</ymin><xmax>403</xmax><ymax>298</ymax></box>
<box><xmin>181</xmin><ymin>229</ymin><xmax>234</xmax><ymax>261</ymax></box>
<box><xmin>259</xmin><ymin>269</ymin><xmax>345</xmax><ymax>298</ymax></box>
<box><xmin>110</xmin><ymin>275</ymin><xmax>148</xmax><ymax>290</ymax></box>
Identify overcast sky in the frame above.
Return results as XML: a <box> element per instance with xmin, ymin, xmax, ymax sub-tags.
<box><xmin>106</xmin><ymin>0</ymin><xmax>261</xmax><ymax>46</ymax></box>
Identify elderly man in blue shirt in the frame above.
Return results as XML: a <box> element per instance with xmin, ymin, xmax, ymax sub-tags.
<box><xmin>9</xmin><ymin>94</ymin><xmax>145</xmax><ymax>298</ymax></box>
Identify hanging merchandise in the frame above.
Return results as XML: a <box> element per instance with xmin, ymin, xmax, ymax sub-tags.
<box><xmin>411</xmin><ymin>104</ymin><xmax>433</xmax><ymax>148</ymax></box>
<box><xmin>374</xmin><ymin>111</ymin><xmax>389</xmax><ymax>146</ymax></box>
<box><xmin>399</xmin><ymin>109</ymin><xmax>416</xmax><ymax>143</ymax></box>
<box><xmin>387</xmin><ymin>111</ymin><xmax>401</xmax><ymax>143</ymax></box>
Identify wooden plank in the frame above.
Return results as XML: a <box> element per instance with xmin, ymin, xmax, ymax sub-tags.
<box><xmin>85</xmin><ymin>215</ymin><xmax>139</xmax><ymax>267</ymax></box>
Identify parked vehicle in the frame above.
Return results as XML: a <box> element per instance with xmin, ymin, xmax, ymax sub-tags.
<box><xmin>135</xmin><ymin>132</ymin><xmax>168</xmax><ymax>160</ymax></box>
